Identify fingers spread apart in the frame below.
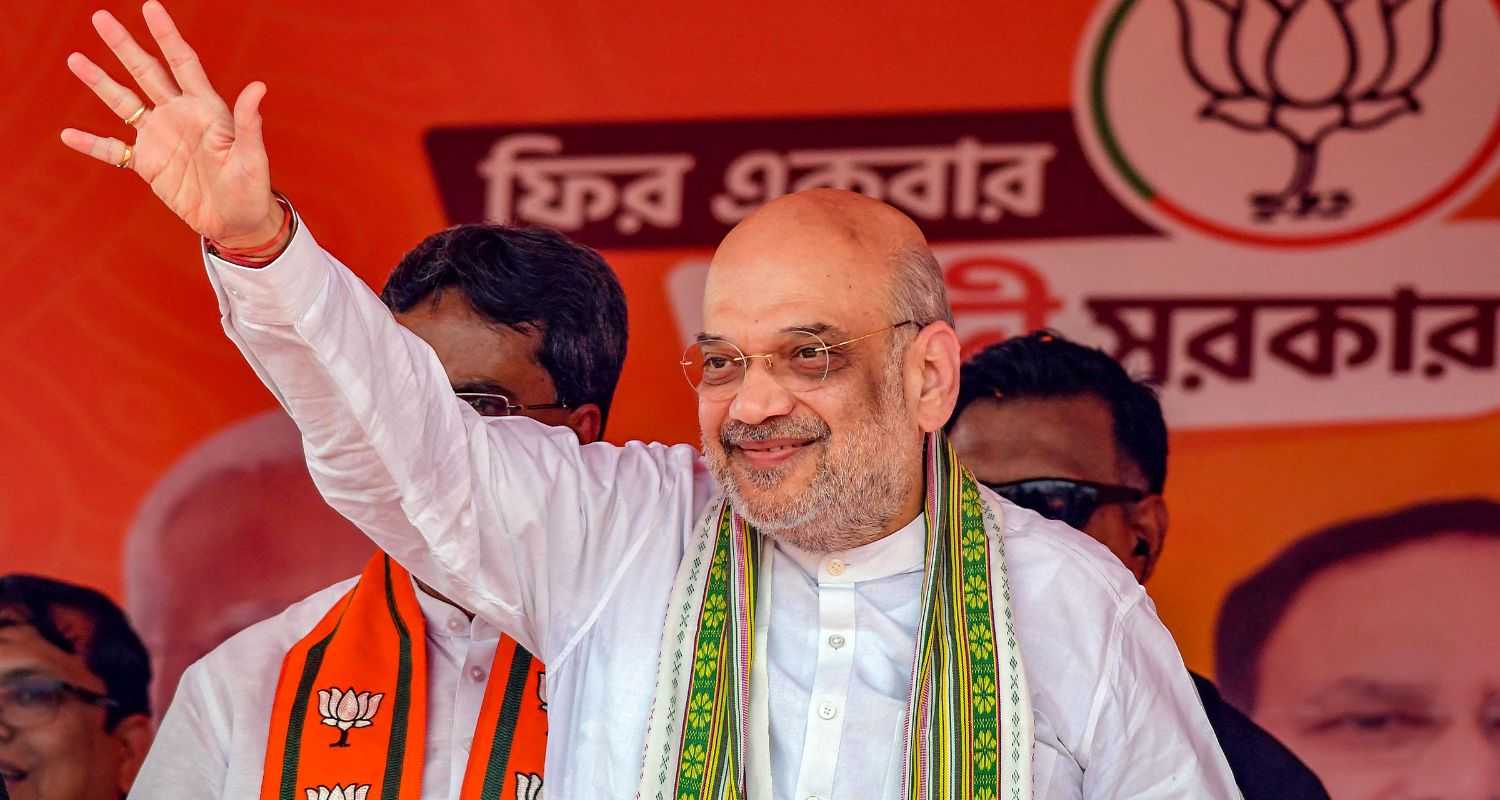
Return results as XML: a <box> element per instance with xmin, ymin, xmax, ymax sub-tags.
<box><xmin>142</xmin><ymin>0</ymin><xmax>215</xmax><ymax>96</ymax></box>
<box><xmin>66</xmin><ymin>52</ymin><xmax>150</xmax><ymax>128</ymax></box>
<box><xmin>90</xmin><ymin>8</ymin><xmax>179</xmax><ymax>104</ymax></box>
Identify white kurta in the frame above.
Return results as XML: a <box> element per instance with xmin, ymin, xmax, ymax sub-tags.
<box><xmin>190</xmin><ymin>217</ymin><xmax>1241</xmax><ymax>800</ymax></box>
<box><xmin>130</xmin><ymin>577</ymin><xmax>507</xmax><ymax>798</ymax></box>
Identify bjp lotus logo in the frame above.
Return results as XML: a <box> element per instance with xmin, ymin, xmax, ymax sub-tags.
<box><xmin>318</xmin><ymin>687</ymin><xmax>384</xmax><ymax>748</ymax></box>
<box><xmin>1075</xmin><ymin>0</ymin><xmax>1500</xmax><ymax>247</ymax></box>
<box><xmin>304</xmin><ymin>785</ymin><xmax>371</xmax><ymax>800</ymax></box>
<box><xmin>1175</xmin><ymin>0</ymin><xmax>1444</xmax><ymax>221</ymax></box>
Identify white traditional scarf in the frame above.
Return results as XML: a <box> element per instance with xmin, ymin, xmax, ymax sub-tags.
<box><xmin>636</xmin><ymin>432</ymin><xmax>1033</xmax><ymax>799</ymax></box>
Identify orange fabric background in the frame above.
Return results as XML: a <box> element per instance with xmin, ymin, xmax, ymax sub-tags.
<box><xmin>4</xmin><ymin>1</ymin><xmax>1498</xmax><ymax>676</ymax></box>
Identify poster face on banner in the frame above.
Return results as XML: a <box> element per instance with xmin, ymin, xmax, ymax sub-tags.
<box><xmin>6</xmin><ymin>1</ymin><xmax>1499</xmax><ymax>794</ymax></box>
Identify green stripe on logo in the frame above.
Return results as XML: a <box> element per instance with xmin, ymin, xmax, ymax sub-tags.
<box><xmin>1089</xmin><ymin>0</ymin><xmax>1156</xmax><ymax>200</ymax></box>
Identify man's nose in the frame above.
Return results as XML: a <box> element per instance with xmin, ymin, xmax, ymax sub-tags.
<box><xmin>729</xmin><ymin>358</ymin><xmax>796</xmax><ymax>425</ymax></box>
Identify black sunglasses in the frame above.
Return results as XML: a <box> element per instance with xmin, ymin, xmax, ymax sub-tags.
<box><xmin>981</xmin><ymin>477</ymin><xmax>1145</xmax><ymax>530</ymax></box>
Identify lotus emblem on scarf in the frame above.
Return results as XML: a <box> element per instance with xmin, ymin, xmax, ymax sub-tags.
<box><xmin>317</xmin><ymin>687</ymin><xmax>384</xmax><ymax>748</ymax></box>
<box><xmin>304</xmin><ymin>785</ymin><xmax>371</xmax><ymax>800</ymax></box>
<box><xmin>1172</xmin><ymin>0</ymin><xmax>1446</xmax><ymax>221</ymax></box>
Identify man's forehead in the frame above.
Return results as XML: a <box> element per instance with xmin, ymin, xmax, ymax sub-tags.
<box><xmin>0</xmin><ymin>624</ymin><xmax>95</xmax><ymax>684</ymax></box>
<box><xmin>0</xmin><ymin>604</ymin><xmax>92</xmax><ymax>645</ymax></box>
<box><xmin>702</xmin><ymin>259</ymin><xmax>891</xmax><ymax>341</ymax></box>
<box><xmin>1258</xmin><ymin>537</ymin><xmax>1500</xmax><ymax>693</ymax></box>
<box><xmin>0</xmin><ymin>625</ymin><xmax>53</xmax><ymax>656</ymax></box>
<box><xmin>704</xmin><ymin>282</ymin><xmax>852</xmax><ymax>327</ymax></box>
<box><xmin>708</xmin><ymin>205</ymin><xmax>900</xmax><ymax>293</ymax></box>
<box><xmin>395</xmin><ymin>298</ymin><xmax>554</xmax><ymax>394</ymax></box>
<box><xmin>702</xmin><ymin>190</ymin><xmax>927</xmax><ymax>340</ymax></box>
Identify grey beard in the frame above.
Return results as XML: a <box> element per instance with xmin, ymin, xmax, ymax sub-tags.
<box><xmin>703</xmin><ymin>360</ymin><xmax>918</xmax><ymax>553</ymax></box>
<box><xmin>757</xmin><ymin>435</ymin><xmax>917</xmax><ymax>553</ymax></box>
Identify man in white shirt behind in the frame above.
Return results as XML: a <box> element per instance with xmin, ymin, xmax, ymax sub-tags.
<box><xmin>126</xmin><ymin>222</ymin><xmax>628</xmax><ymax>798</ymax></box>
<box><xmin>61</xmin><ymin>4</ymin><xmax>1243</xmax><ymax>798</ymax></box>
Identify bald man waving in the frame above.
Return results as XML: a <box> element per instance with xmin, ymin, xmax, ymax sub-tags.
<box><xmin>62</xmin><ymin>5</ymin><xmax>1240</xmax><ymax>799</ymax></box>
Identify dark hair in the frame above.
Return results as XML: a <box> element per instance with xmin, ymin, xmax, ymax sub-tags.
<box><xmin>380</xmin><ymin>225</ymin><xmax>629</xmax><ymax>431</ymax></box>
<box><xmin>1214</xmin><ymin>497</ymin><xmax>1500</xmax><ymax>713</ymax></box>
<box><xmin>0</xmin><ymin>574</ymin><xmax>151</xmax><ymax>727</ymax></box>
<box><xmin>947</xmin><ymin>330</ymin><xmax>1168</xmax><ymax>493</ymax></box>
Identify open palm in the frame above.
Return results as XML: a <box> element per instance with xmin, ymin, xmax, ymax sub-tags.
<box><xmin>61</xmin><ymin>1</ymin><xmax>281</xmax><ymax>248</ymax></box>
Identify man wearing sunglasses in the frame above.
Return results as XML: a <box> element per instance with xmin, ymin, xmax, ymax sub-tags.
<box><xmin>947</xmin><ymin>331</ymin><xmax>1328</xmax><ymax>800</ymax></box>
<box><xmin>129</xmin><ymin>223</ymin><xmax>627</xmax><ymax>798</ymax></box>
<box><xmin>0</xmin><ymin>574</ymin><xmax>154</xmax><ymax>800</ymax></box>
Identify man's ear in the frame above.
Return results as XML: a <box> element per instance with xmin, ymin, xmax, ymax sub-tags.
<box><xmin>908</xmin><ymin>321</ymin><xmax>962</xmax><ymax>433</ymax></box>
<box><xmin>112</xmin><ymin>713</ymin><xmax>154</xmax><ymax>794</ymax></box>
<box><xmin>565</xmin><ymin>403</ymin><xmax>603</xmax><ymax>445</ymax></box>
<box><xmin>1126</xmin><ymin>494</ymin><xmax>1169</xmax><ymax>583</ymax></box>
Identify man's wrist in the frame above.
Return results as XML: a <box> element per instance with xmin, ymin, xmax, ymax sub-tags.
<box><xmin>208</xmin><ymin>194</ymin><xmax>296</xmax><ymax>267</ymax></box>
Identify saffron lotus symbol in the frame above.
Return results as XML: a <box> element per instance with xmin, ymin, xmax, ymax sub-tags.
<box><xmin>304</xmin><ymin>785</ymin><xmax>371</xmax><ymax>800</ymax></box>
<box><xmin>317</xmin><ymin>687</ymin><xmax>384</xmax><ymax>748</ymax></box>
<box><xmin>1173</xmin><ymin>0</ymin><xmax>1446</xmax><ymax>221</ymax></box>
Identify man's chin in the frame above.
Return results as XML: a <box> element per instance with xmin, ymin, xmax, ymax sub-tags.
<box><xmin>727</xmin><ymin>465</ymin><xmax>818</xmax><ymax>529</ymax></box>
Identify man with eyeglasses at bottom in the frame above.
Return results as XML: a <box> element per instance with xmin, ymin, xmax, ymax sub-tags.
<box><xmin>129</xmin><ymin>223</ymin><xmax>628</xmax><ymax>799</ymax></box>
<box><xmin>0</xmin><ymin>574</ymin><xmax>154</xmax><ymax>800</ymax></box>
<box><xmin>946</xmin><ymin>331</ymin><xmax>1329</xmax><ymax>800</ymax></box>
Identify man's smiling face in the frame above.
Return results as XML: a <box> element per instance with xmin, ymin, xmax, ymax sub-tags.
<box><xmin>696</xmin><ymin>190</ymin><xmax>930</xmax><ymax>552</ymax></box>
<box><xmin>0</xmin><ymin>618</ymin><xmax>140</xmax><ymax>800</ymax></box>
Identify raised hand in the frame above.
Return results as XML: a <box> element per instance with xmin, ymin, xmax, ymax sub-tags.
<box><xmin>61</xmin><ymin>1</ymin><xmax>284</xmax><ymax>250</ymax></box>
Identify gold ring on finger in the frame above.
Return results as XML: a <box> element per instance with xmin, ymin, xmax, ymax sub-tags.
<box><xmin>115</xmin><ymin>145</ymin><xmax>134</xmax><ymax>169</ymax></box>
<box><xmin>122</xmin><ymin>105</ymin><xmax>148</xmax><ymax>128</ymax></box>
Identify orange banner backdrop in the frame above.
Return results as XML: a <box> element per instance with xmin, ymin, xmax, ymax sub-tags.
<box><xmin>6</xmin><ymin>0</ymin><xmax>1500</xmax><ymax>693</ymax></box>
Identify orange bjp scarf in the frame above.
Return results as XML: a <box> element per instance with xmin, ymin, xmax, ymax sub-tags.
<box><xmin>261</xmin><ymin>554</ymin><xmax>546</xmax><ymax>800</ymax></box>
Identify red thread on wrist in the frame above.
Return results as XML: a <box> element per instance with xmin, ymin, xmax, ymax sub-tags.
<box><xmin>211</xmin><ymin>196</ymin><xmax>293</xmax><ymax>263</ymax></box>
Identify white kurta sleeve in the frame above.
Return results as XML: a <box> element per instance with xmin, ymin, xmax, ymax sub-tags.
<box><xmin>1079</xmin><ymin>599</ymin><xmax>1243</xmax><ymax>799</ymax></box>
<box><xmin>128</xmin><ymin>661</ymin><xmax>229</xmax><ymax>797</ymax></box>
<box><xmin>201</xmin><ymin>216</ymin><xmax>703</xmax><ymax>660</ymax></box>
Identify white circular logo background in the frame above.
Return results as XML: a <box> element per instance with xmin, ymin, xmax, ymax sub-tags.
<box><xmin>1075</xmin><ymin>0</ymin><xmax>1500</xmax><ymax>247</ymax></box>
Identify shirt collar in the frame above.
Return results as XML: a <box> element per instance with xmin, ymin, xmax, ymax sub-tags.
<box><xmin>411</xmin><ymin>576</ymin><xmax>496</xmax><ymax>641</ymax></box>
<box><xmin>776</xmin><ymin>512</ymin><xmax>927</xmax><ymax>584</ymax></box>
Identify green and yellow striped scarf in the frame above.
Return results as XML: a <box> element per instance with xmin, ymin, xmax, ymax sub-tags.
<box><xmin>636</xmin><ymin>432</ymin><xmax>1033</xmax><ymax>800</ymax></box>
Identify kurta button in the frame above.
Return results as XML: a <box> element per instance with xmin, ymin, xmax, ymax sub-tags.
<box><xmin>469</xmin><ymin>666</ymin><xmax>486</xmax><ymax>683</ymax></box>
<box><xmin>826</xmin><ymin>559</ymin><xmax>846</xmax><ymax>576</ymax></box>
<box><xmin>827</xmin><ymin>634</ymin><xmax>846</xmax><ymax>649</ymax></box>
<box><xmin>817</xmin><ymin>701</ymin><xmax>838</xmax><ymax>720</ymax></box>
<box><xmin>447</xmin><ymin>617</ymin><xmax>465</xmax><ymax>633</ymax></box>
